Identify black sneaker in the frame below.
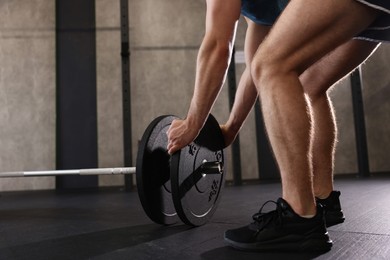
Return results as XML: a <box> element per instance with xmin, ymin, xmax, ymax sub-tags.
<box><xmin>316</xmin><ymin>191</ymin><xmax>345</xmax><ymax>227</ymax></box>
<box><xmin>224</xmin><ymin>198</ymin><xmax>332</xmax><ymax>252</ymax></box>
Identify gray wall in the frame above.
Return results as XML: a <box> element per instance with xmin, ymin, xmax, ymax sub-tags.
<box><xmin>96</xmin><ymin>0</ymin><xmax>123</xmax><ymax>186</ymax></box>
<box><xmin>362</xmin><ymin>46</ymin><xmax>390</xmax><ymax>173</ymax></box>
<box><xmin>0</xmin><ymin>0</ymin><xmax>55</xmax><ymax>191</ymax></box>
<box><xmin>0</xmin><ymin>0</ymin><xmax>389</xmax><ymax>191</ymax></box>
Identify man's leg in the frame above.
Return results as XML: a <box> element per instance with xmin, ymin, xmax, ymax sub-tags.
<box><xmin>225</xmin><ymin>2</ymin><xmax>381</xmax><ymax>251</ymax></box>
<box><xmin>251</xmin><ymin>0</ymin><xmax>379</xmax><ymax>216</ymax></box>
<box><xmin>300</xmin><ymin>39</ymin><xmax>380</xmax><ymax>199</ymax></box>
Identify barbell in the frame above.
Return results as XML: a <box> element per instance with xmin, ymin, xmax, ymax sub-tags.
<box><xmin>0</xmin><ymin>114</ymin><xmax>226</xmax><ymax>226</ymax></box>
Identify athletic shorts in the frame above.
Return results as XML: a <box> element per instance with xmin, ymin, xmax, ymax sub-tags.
<box><xmin>355</xmin><ymin>0</ymin><xmax>390</xmax><ymax>42</ymax></box>
<box><xmin>240</xmin><ymin>0</ymin><xmax>289</xmax><ymax>26</ymax></box>
<box><xmin>241</xmin><ymin>0</ymin><xmax>389</xmax><ymax>42</ymax></box>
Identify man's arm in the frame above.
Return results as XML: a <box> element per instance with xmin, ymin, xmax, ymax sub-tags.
<box><xmin>221</xmin><ymin>20</ymin><xmax>270</xmax><ymax>146</ymax></box>
<box><xmin>167</xmin><ymin>0</ymin><xmax>241</xmax><ymax>154</ymax></box>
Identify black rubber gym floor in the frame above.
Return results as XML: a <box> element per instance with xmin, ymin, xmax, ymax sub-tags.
<box><xmin>1</xmin><ymin>175</ymin><xmax>390</xmax><ymax>260</ymax></box>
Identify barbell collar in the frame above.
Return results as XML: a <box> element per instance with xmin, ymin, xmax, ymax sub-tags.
<box><xmin>198</xmin><ymin>161</ymin><xmax>223</xmax><ymax>175</ymax></box>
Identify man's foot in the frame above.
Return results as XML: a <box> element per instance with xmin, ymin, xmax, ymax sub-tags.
<box><xmin>316</xmin><ymin>191</ymin><xmax>345</xmax><ymax>227</ymax></box>
<box><xmin>224</xmin><ymin>198</ymin><xmax>332</xmax><ymax>252</ymax></box>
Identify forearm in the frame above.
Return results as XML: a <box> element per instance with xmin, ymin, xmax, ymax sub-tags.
<box><xmin>166</xmin><ymin>0</ymin><xmax>241</xmax><ymax>154</ymax></box>
<box><xmin>226</xmin><ymin>67</ymin><xmax>258</xmax><ymax>134</ymax></box>
<box><xmin>186</xmin><ymin>37</ymin><xmax>233</xmax><ymax>130</ymax></box>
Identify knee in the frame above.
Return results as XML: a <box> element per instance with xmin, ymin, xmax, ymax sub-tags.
<box><xmin>305</xmin><ymin>87</ymin><xmax>329</xmax><ymax>104</ymax></box>
<box><xmin>301</xmin><ymin>72</ymin><xmax>329</xmax><ymax>103</ymax></box>
<box><xmin>250</xmin><ymin>52</ymin><xmax>282</xmax><ymax>94</ymax></box>
<box><xmin>250</xmin><ymin>47</ymin><xmax>299</xmax><ymax>96</ymax></box>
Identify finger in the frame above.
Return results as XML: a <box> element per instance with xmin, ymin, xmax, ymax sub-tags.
<box><xmin>168</xmin><ymin>145</ymin><xmax>178</xmax><ymax>155</ymax></box>
<box><xmin>167</xmin><ymin>124</ymin><xmax>179</xmax><ymax>140</ymax></box>
<box><xmin>167</xmin><ymin>140</ymin><xmax>174</xmax><ymax>152</ymax></box>
<box><xmin>167</xmin><ymin>138</ymin><xmax>178</xmax><ymax>153</ymax></box>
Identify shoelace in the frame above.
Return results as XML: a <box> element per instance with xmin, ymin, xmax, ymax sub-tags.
<box><xmin>251</xmin><ymin>200</ymin><xmax>283</xmax><ymax>230</ymax></box>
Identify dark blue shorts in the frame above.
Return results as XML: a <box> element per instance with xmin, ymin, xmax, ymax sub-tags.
<box><xmin>355</xmin><ymin>0</ymin><xmax>390</xmax><ymax>42</ymax></box>
<box><xmin>240</xmin><ymin>0</ymin><xmax>289</xmax><ymax>26</ymax></box>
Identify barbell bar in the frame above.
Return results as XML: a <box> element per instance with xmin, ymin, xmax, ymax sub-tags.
<box><xmin>0</xmin><ymin>167</ymin><xmax>136</xmax><ymax>178</ymax></box>
<box><xmin>0</xmin><ymin>161</ymin><xmax>222</xmax><ymax>178</ymax></box>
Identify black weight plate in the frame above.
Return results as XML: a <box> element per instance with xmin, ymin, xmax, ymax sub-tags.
<box><xmin>136</xmin><ymin>115</ymin><xmax>179</xmax><ymax>225</ymax></box>
<box><xmin>170</xmin><ymin>114</ymin><xmax>226</xmax><ymax>226</ymax></box>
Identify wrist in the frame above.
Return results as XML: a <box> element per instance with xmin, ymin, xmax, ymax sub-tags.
<box><xmin>186</xmin><ymin>104</ymin><xmax>209</xmax><ymax>131</ymax></box>
<box><xmin>225</xmin><ymin>119</ymin><xmax>241</xmax><ymax>135</ymax></box>
<box><xmin>185</xmin><ymin>114</ymin><xmax>205</xmax><ymax>133</ymax></box>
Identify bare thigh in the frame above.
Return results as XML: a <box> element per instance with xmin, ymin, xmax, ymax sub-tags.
<box><xmin>301</xmin><ymin>39</ymin><xmax>380</xmax><ymax>97</ymax></box>
<box><xmin>255</xmin><ymin>0</ymin><xmax>380</xmax><ymax>75</ymax></box>
<box><xmin>244</xmin><ymin>19</ymin><xmax>270</xmax><ymax>64</ymax></box>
